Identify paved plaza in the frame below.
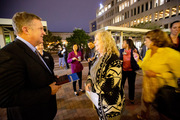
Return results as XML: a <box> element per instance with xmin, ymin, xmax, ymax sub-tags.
<box><xmin>0</xmin><ymin>54</ymin><xmax>159</xmax><ymax>120</ymax></box>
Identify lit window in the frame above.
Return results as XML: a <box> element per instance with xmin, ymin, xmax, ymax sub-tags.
<box><xmin>127</xmin><ymin>1</ymin><xmax>129</xmax><ymax>7</ymax></box>
<box><xmin>122</xmin><ymin>4</ymin><xmax>124</xmax><ymax>10</ymax></box>
<box><xmin>119</xmin><ymin>5</ymin><xmax>122</xmax><ymax>12</ymax></box>
<box><xmin>134</xmin><ymin>20</ymin><xmax>137</xmax><ymax>25</ymax></box>
<box><xmin>155</xmin><ymin>12</ymin><xmax>158</xmax><ymax>21</ymax></box>
<box><xmin>179</xmin><ymin>5</ymin><xmax>180</xmax><ymax>15</ymax></box>
<box><xmin>108</xmin><ymin>4</ymin><xmax>111</xmax><ymax>9</ymax></box>
<box><xmin>125</xmin><ymin>2</ymin><xmax>127</xmax><ymax>7</ymax></box>
<box><xmin>134</xmin><ymin>0</ymin><xmax>137</xmax><ymax>2</ymax></box>
<box><xmin>141</xmin><ymin>18</ymin><xmax>144</xmax><ymax>23</ymax></box>
<box><xmin>165</xmin><ymin>8</ymin><xmax>170</xmax><ymax>19</ymax></box>
<box><xmin>131</xmin><ymin>21</ymin><xmax>133</xmax><ymax>26</ymax></box>
<box><xmin>171</xmin><ymin>6</ymin><xmax>177</xmax><ymax>17</ymax></box>
<box><xmin>131</xmin><ymin>0</ymin><xmax>133</xmax><ymax>5</ymax></box>
<box><xmin>137</xmin><ymin>19</ymin><xmax>140</xmax><ymax>24</ymax></box>
<box><xmin>149</xmin><ymin>15</ymin><xmax>152</xmax><ymax>21</ymax></box>
<box><xmin>160</xmin><ymin>0</ymin><xmax>164</xmax><ymax>6</ymax></box>
<box><xmin>159</xmin><ymin>10</ymin><xmax>163</xmax><ymax>20</ymax></box>
<box><xmin>115</xmin><ymin>16</ymin><xmax>120</xmax><ymax>23</ymax></box>
<box><xmin>145</xmin><ymin>16</ymin><xmax>148</xmax><ymax>22</ymax></box>
<box><xmin>105</xmin><ymin>6</ymin><xmax>107</xmax><ymax>11</ymax></box>
<box><xmin>154</xmin><ymin>0</ymin><xmax>158</xmax><ymax>7</ymax></box>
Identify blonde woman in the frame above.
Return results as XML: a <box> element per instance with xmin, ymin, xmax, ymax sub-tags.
<box><xmin>85</xmin><ymin>31</ymin><xmax>125</xmax><ymax>120</ymax></box>
<box><xmin>133</xmin><ymin>29</ymin><xmax>180</xmax><ymax>119</ymax></box>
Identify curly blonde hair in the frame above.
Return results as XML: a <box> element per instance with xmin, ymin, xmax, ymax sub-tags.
<box><xmin>95</xmin><ymin>31</ymin><xmax>120</xmax><ymax>57</ymax></box>
<box><xmin>145</xmin><ymin>29</ymin><xmax>173</xmax><ymax>47</ymax></box>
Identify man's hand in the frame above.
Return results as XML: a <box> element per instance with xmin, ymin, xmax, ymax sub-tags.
<box><xmin>49</xmin><ymin>82</ymin><xmax>61</xmax><ymax>95</ymax></box>
<box><xmin>85</xmin><ymin>83</ymin><xmax>92</xmax><ymax>92</ymax></box>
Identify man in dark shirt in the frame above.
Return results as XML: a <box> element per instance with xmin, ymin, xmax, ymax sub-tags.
<box><xmin>86</xmin><ymin>41</ymin><xmax>95</xmax><ymax>75</ymax></box>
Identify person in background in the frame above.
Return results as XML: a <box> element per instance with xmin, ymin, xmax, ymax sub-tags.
<box><xmin>36</xmin><ymin>43</ymin><xmax>54</xmax><ymax>71</ymax></box>
<box><xmin>0</xmin><ymin>12</ymin><xmax>61</xmax><ymax>120</ymax></box>
<box><xmin>86</xmin><ymin>40</ymin><xmax>95</xmax><ymax>75</ymax></box>
<box><xmin>169</xmin><ymin>20</ymin><xmax>180</xmax><ymax>51</ymax></box>
<box><xmin>58</xmin><ymin>46</ymin><xmax>65</xmax><ymax>69</ymax></box>
<box><xmin>62</xmin><ymin>45</ymin><xmax>69</xmax><ymax>69</ymax></box>
<box><xmin>140</xmin><ymin>43</ymin><xmax>148</xmax><ymax>59</ymax></box>
<box><xmin>85</xmin><ymin>31</ymin><xmax>125</xmax><ymax>120</ymax></box>
<box><xmin>133</xmin><ymin>29</ymin><xmax>180</xmax><ymax>120</ymax></box>
<box><xmin>119</xmin><ymin>39</ymin><xmax>140</xmax><ymax>104</ymax></box>
<box><xmin>67</xmin><ymin>44</ymin><xmax>83</xmax><ymax>96</ymax></box>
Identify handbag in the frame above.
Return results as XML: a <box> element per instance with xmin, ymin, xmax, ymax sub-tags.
<box><xmin>152</xmin><ymin>74</ymin><xmax>180</xmax><ymax>120</ymax></box>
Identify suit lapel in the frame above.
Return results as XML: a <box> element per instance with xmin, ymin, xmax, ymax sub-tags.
<box><xmin>15</xmin><ymin>39</ymin><xmax>52</xmax><ymax>74</ymax></box>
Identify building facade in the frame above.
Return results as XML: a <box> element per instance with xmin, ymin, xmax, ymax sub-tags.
<box><xmin>89</xmin><ymin>0</ymin><xmax>180</xmax><ymax>32</ymax></box>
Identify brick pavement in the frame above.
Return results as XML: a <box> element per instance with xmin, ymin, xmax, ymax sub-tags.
<box><xmin>0</xmin><ymin>54</ymin><xmax>159</xmax><ymax>120</ymax></box>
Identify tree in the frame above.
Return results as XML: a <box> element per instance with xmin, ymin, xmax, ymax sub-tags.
<box><xmin>66</xmin><ymin>29</ymin><xmax>90</xmax><ymax>51</ymax></box>
<box><xmin>43</xmin><ymin>30</ymin><xmax>62</xmax><ymax>49</ymax></box>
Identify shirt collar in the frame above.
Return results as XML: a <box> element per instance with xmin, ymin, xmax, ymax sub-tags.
<box><xmin>17</xmin><ymin>36</ymin><xmax>36</xmax><ymax>53</ymax></box>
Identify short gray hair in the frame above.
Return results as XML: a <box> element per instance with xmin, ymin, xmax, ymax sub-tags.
<box><xmin>12</xmin><ymin>12</ymin><xmax>41</xmax><ymax>35</ymax></box>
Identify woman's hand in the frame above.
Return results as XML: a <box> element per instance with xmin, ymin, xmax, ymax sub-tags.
<box><xmin>145</xmin><ymin>70</ymin><xmax>157</xmax><ymax>77</ymax></box>
<box><xmin>133</xmin><ymin>52</ymin><xmax>140</xmax><ymax>62</ymax></box>
<box><xmin>72</xmin><ymin>57</ymin><xmax>77</xmax><ymax>60</ymax></box>
<box><xmin>85</xmin><ymin>83</ymin><xmax>92</xmax><ymax>92</ymax></box>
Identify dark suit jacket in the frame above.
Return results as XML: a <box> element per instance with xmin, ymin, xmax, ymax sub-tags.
<box><xmin>42</xmin><ymin>51</ymin><xmax>55</xmax><ymax>71</ymax></box>
<box><xmin>0</xmin><ymin>39</ymin><xmax>57</xmax><ymax>120</ymax></box>
<box><xmin>119</xmin><ymin>49</ymin><xmax>140</xmax><ymax>71</ymax></box>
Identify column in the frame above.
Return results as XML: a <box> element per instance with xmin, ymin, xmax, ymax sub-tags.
<box><xmin>10</xmin><ymin>31</ymin><xmax>15</xmax><ymax>42</ymax></box>
<box><xmin>0</xmin><ymin>27</ymin><xmax>5</xmax><ymax>48</ymax></box>
<box><xmin>120</xmin><ymin>31</ymin><xmax>123</xmax><ymax>49</ymax></box>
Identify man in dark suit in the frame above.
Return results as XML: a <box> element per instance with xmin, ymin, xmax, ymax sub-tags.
<box><xmin>0</xmin><ymin>12</ymin><xmax>61</xmax><ymax>120</ymax></box>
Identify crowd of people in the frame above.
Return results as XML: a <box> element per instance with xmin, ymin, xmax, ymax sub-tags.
<box><xmin>0</xmin><ymin>11</ymin><xmax>179</xmax><ymax>120</ymax></box>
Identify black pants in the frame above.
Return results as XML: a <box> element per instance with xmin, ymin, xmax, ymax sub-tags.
<box><xmin>72</xmin><ymin>72</ymin><xmax>82</xmax><ymax>92</ymax></box>
<box><xmin>122</xmin><ymin>70</ymin><xmax>136</xmax><ymax>100</ymax></box>
<box><xmin>63</xmin><ymin>56</ymin><xmax>69</xmax><ymax>69</ymax></box>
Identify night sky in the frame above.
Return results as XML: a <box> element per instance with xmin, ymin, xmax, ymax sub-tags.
<box><xmin>0</xmin><ymin>0</ymin><xmax>106</xmax><ymax>32</ymax></box>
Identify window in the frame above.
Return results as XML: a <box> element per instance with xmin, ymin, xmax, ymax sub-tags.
<box><xmin>138</xmin><ymin>6</ymin><xmax>140</xmax><ymax>14</ymax></box>
<box><xmin>131</xmin><ymin>9</ymin><xmax>133</xmax><ymax>16</ymax></box>
<box><xmin>149</xmin><ymin>15</ymin><xmax>152</xmax><ymax>21</ymax></box>
<box><xmin>112</xmin><ymin>1</ymin><xmax>114</xmax><ymax>6</ymax></box>
<box><xmin>150</xmin><ymin>1</ymin><xmax>152</xmax><ymax>9</ymax></box>
<box><xmin>105</xmin><ymin>6</ymin><xmax>107</xmax><ymax>11</ymax></box>
<box><xmin>160</xmin><ymin>0</ymin><xmax>164</xmax><ymax>5</ymax></box>
<box><xmin>119</xmin><ymin>5</ymin><xmax>122</xmax><ymax>12</ymax></box>
<box><xmin>141</xmin><ymin>4</ymin><xmax>144</xmax><ymax>13</ymax></box>
<box><xmin>146</xmin><ymin>2</ymin><xmax>148</xmax><ymax>11</ymax></box>
<box><xmin>155</xmin><ymin>0</ymin><xmax>158</xmax><ymax>7</ymax></box>
<box><xmin>164</xmin><ymin>24</ymin><xmax>168</xmax><ymax>29</ymax></box>
<box><xmin>166</xmin><ymin>0</ymin><xmax>170</xmax><ymax>2</ymax></box>
<box><xmin>134</xmin><ymin>20</ymin><xmax>137</xmax><ymax>25</ymax></box>
<box><xmin>171</xmin><ymin>6</ymin><xmax>177</xmax><ymax>17</ymax></box>
<box><xmin>115</xmin><ymin>15</ymin><xmax>120</xmax><ymax>23</ymax></box>
<box><xmin>145</xmin><ymin>16</ymin><xmax>148</xmax><ymax>22</ymax></box>
<box><xmin>134</xmin><ymin>8</ymin><xmax>136</xmax><ymax>16</ymax></box>
<box><xmin>165</xmin><ymin>8</ymin><xmax>170</xmax><ymax>19</ymax></box>
<box><xmin>125</xmin><ymin>12</ymin><xmax>127</xmax><ymax>19</ymax></box>
<box><xmin>155</xmin><ymin>12</ymin><xmax>158</xmax><ymax>21</ymax></box>
<box><xmin>131</xmin><ymin>21</ymin><xmax>133</xmax><ymax>26</ymax></box>
<box><xmin>137</xmin><ymin>18</ymin><xmax>140</xmax><ymax>24</ymax></box>
<box><xmin>159</xmin><ymin>10</ymin><xmax>163</xmax><ymax>20</ymax></box>
<box><xmin>179</xmin><ymin>5</ymin><xmax>180</xmax><ymax>15</ymax></box>
<box><xmin>127</xmin><ymin>11</ymin><xmax>129</xmax><ymax>18</ymax></box>
<box><xmin>141</xmin><ymin>18</ymin><xmax>144</xmax><ymax>23</ymax></box>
